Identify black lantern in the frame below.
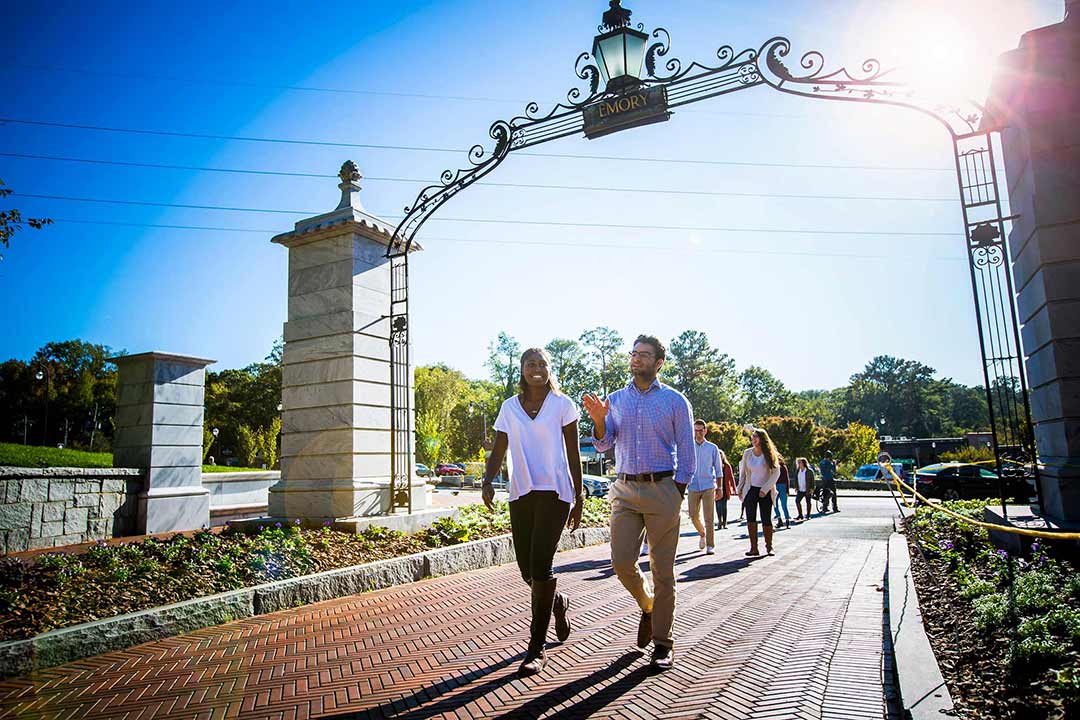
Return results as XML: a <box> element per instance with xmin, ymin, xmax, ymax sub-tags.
<box><xmin>592</xmin><ymin>0</ymin><xmax>649</xmax><ymax>93</ymax></box>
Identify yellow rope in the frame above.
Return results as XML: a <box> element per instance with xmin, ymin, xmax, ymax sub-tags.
<box><xmin>881</xmin><ymin>463</ymin><xmax>1080</xmax><ymax>540</ymax></box>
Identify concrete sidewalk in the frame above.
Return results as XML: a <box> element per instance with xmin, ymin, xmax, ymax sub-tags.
<box><xmin>0</xmin><ymin>507</ymin><xmax>897</xmax><ymax>720</ymax></box>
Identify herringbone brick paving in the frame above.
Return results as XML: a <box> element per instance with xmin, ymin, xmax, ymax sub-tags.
<box><xmin>0</xmin><ymin>520</ymin><xmax>894</xmax><ymax>720</ymax></box>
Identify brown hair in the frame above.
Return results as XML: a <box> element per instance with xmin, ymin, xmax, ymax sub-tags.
<box><xmin>751</xmin><ymin>428</ymin><xmax>780</xmax><ymax>471</ymax></box>
<box><xmin>796</xmin><ymin>457</ymin><xmax>809</xmax><ymax>469</ymax></box>
<box><xmin>518</xmin><ymin>347</ymin><xmax>562</xmax><ymax>396</ymax></box>
<box><xmin>694</xmin><ymin>419</ymin><xmax>706</xmax><ymax>428</ymax></box>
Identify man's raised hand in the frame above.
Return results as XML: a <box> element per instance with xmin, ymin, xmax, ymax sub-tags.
<box><xmin>581</xmin><ymin>393</ymin><xmax>609</xmax><ymax>424</ymax></box>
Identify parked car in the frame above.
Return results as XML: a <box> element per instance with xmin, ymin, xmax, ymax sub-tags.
<box><xmin>414</xmin><ymin>463</ymin><xmax>433</xmax><ymax>478</ymax></box>
<box><xmin>435</xmin><ymin>463</ymin><xmax>465</xmax><ymax>476</ymax></box>
<box><xmin>582</xmin><ymin>474</ymin><xmax>611</xmax><ymax>498</ymax></box>
<box><xmin>854</xmin><ymin>463</ymin><xmax>906</xmax><ymax>482</ymax></box>
<box><xmin>914</xmin><ymin>462</ymin><xmax>1030</xmax><ymax>502</ymax></box>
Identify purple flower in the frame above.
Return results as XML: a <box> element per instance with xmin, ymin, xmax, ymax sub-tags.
<box><xmin>275</xmin><ymin>522</ymin><xmax>283</xmax><ymax>529</ymax></box>
<box><xmin>258</xmin><ymin>525</ymin><xmax>264</xmax><ymax>532</ymax></box>
<box><xmin>996</xmin><ymin>548</ymin><xmax>1009</xmax><ymax>560</ymax></box>
<box><xmin>323</xmin><ymin>520</ymin><xmax>332</xmax><ymax>527</ymax></box>
<box><xmin>1031</xmin><ymin>542</ymin><xmax>1041</xmax><ymax>553</ymax></box>
<box><xmin>294</xmin><ymin>519</ymin><xmax>302</xmax><ymax>526</ymax></box>
<box><xmin>938</xmin><ymin>540</ymin><xmax>954</xmax><ymax>551</ymax></box>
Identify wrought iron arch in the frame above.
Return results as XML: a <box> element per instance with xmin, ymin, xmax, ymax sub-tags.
<box><xmin>385</xmin><ymin>20</ymin><xmax>1038</xmax><ymax>514</ymax></box>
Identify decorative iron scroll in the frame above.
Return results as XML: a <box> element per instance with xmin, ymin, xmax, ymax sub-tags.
<box><xmin>386</xmin><ymin>15</ymin><xmax>1037</xmax><ymax>510</ymax></box>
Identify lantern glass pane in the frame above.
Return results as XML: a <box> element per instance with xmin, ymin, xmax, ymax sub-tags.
<box><xmin>624</xmin><ymin>32</ymin><xmax>647</xmax><ymax>79</ymax></box>
<box><xmin>593</xmin><ymin>39</ymin><xmax>611</xmax><ymax>86</ymax></box>
<box><xmin>598</xmin><ymin>33</ymin><xmax>627</xmax><ymax>80</ymax></box>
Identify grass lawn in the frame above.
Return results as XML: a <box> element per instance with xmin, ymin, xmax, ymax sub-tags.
<box><xmin>0</xmin><ymin>443</ymin><xmax>268</xmax><ymax>474</ymax></box>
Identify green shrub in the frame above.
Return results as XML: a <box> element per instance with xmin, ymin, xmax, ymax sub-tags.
<box><xmin>973</xmin><ymin>592</ymin><xmax>1010</xmax><ymax>631</ymax></box>
<box><xmin>425</xmin><ymin>517</ymin><xmax>471</xmax><ymax>548</ymax></box>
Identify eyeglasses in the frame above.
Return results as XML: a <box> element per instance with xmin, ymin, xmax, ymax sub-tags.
<box><xmin>628</xmin><ymin>351</ymin><xmax>655</xmax><ymax>359</ymax></box>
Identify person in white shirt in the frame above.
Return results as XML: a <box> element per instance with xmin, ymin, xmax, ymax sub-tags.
<box><xmin>688</xmin><ymin>419</ymin><xmax>723</xmax><ymax>554</ymax></box>
<box><xmin>482</xmin><ymin>348</ymin><xmax>584</xmax><ymax>676</ymax></box>
<box><xmin>737</xmin><ymin>427</ymin><xmax>782</xmax><ymax>556</ymax></box>
<box><xmin>794</xmin><ymin>457</ymin><xmax>816</xmax><ymax>520</ymax></box>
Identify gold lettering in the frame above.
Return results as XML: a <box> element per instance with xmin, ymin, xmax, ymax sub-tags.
<box><xmin>617</xmin><ymin>97</ymin><xmax>632</xmax><ymax>112</ymax></box>
<box><xmin>601</xmin><ymin>101</ymin><xmax>619</xmax><ymax>117</ymax></box>
<box><xmin>631</xmin><ymin>94</ymin><xmax>645</xmax><ymax>109</ymax></box>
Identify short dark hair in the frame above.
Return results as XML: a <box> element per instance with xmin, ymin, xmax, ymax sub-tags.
<box><xmin>634</xmin><ymin>334</ymin><xmax>666</xmax><ymax>361</ymax></box>
<box><xmin>694</xmin><ymin>419</ymin><xmax>706</xmax><ymax>428</ymax></box>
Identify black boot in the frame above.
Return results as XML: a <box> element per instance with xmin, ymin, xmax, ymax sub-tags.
<box><xmin>519</xmin><ymin>578</ymin><xmax>557</xmax><ymax>676</ymax></box>
<box><xmin>552</xmin><ymin>579</ymin><xmax>571</xmax><ymax>643</ymax></box>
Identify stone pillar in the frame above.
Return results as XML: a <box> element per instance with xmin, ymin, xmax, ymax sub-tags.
<box><xmin>111</xmin><ymin>352</ymin><xmax>214</xmax><ymax>534</ymax></box>
<box><xmin>986</xmin><ymin>10</ymin><xmax>1080</xmax><ymax>523</ymax></box>
<box><xmin>268</xmin><ymin>161</ymin><xmax>424</xmax><ymax>523</ymax></box>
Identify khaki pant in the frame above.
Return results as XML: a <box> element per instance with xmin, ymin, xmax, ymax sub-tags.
<box><xmin>609</xmin><ymin>477</ymin><xmax>683</xmax><ymax>649</ymax></box>
<box><xmin>687</xmin><ymin>488</ymin><xmax>715</xmax><ymax>548</ymax></box>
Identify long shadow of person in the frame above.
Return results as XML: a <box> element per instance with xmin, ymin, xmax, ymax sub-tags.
<box><xmin>679</xmin><ymin>557</ymin><xmax>754</xmax><ymax>581</ymax></box>
<box><xmin>490</xmin><ymin>649</ymin><xmax>648</xmax><ymax>720</ymax></box>
<box><xmin>321</xmin><ymin>653</ymin><xmax>522</xmax><ymax>720</ymax></box>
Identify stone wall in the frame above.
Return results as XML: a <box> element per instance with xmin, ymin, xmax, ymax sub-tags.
<box><xmin>0</xmin><ymin>468</ymin><xmax>143</xmax><ymax>554</ymax></box>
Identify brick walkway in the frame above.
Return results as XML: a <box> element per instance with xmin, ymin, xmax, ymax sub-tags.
<box><xmin>0</xmin><ymin>523</ymin><xmax>893</xmax><ymax>720</ymax></box>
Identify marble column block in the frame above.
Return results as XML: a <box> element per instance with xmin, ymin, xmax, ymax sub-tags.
<box><xmin>268</xmin><ymin>161</ymin><xmax>424</xmax><ymax>521</ymax></box>
<box><xmin>111</xmin><ymin>352</ymin><xmax>214</xmax><ymax>534</ymax></box>
<box><xmin>987</xmin><ymin>12</ymin><xmax>1080</xmax><ymax>523</ymax></box>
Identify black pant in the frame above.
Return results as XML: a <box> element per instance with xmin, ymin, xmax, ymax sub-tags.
<box><xmin>509</xmin><ymin>490</ymin><xmax>571</xmax><ymax>584</ymax></box>
<box><xmin>742</xmin><ymin>486</ymin><xmax>773</xmax><ymax>526</ymax></box>
<box><xmin>821</xmin><ymin>482</ymin><xmax>838</xmax><ymax>511</ymax></box>
<box><xmin>715</xmin><ymin>495</ymin><xmax>728</xmax><ymax>526</ymax></box>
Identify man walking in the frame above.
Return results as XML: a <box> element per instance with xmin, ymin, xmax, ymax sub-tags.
<box><xmin>819</xmin><ymin>450</ymin><xmax>839</xmax><ymax>513</ymax></box>
<box><xmin>689</xmin><ymin>419</ymin><xmax>722</xmax><ymax>554</ymax></box>
<box><xmin>584</xmin><ymin>335</ymin><xmax>695</xmax><ymax>671</ymax></box>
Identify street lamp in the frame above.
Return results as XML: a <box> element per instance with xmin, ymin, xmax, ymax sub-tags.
<box><xmin>34</xmin><ymin>365</ymin><xmax>53</xmax><ymax>446</ymax></box>
<box><xmin>592</xmin><ymin>0</ymin><xmax>649</xmax><ymax>93</ymax></box>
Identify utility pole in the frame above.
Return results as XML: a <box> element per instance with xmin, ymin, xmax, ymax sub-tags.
<box><xmin>89</xmin><ymin>402</ymin><xmax>100</xmax><ymax>451</ymax></box>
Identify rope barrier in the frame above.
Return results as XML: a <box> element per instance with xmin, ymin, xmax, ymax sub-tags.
<box><xmin>880</xmin><ymin>463</ymin><xmax>1080</xmax><ymax>540</ymax></box>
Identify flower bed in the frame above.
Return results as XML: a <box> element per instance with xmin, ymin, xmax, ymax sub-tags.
<box><xmin>0</xmin><ymin>498</ymin><xmax>610</xmax><ymax>642</ymax></box>
<box><xmin>905</xmin><ymin>499</ymin><xmax>1080</xmax><ymax>719</ymax></box>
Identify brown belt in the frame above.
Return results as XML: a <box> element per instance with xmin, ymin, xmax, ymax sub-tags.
<box><xmin>619</xmin><ymin>471</ymin><xmax>675</xmax><ymax>482</ymax></box>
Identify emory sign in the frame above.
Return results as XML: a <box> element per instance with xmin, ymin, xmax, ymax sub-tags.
<box><xmin>582</xmin><ymin>85</ymin><xmax>670</xmax><ymax>139</ymax></box>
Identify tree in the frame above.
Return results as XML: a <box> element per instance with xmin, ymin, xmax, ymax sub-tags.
<box><xmin>579</xmin><ymin>327</ymin><xmax>626</xmax><ymax>396</ymax></box>
<box><xmin>544</xmin><ymin>338</ymin><xmax>595</xmax><ymax>402</ymax></box>
<box><xmin>414</xmin><ymin>364</ymin><xmax>468</xmax><ymax>465</ymax></box>
<box><xmin>842</xmin><ymin>422</ymin><xmax>880</xmax><ymax>466</ymax></box>
<box><xmin>445</xmin><ymin>378</ymin><xmax>502</xmax><ymax>461</ymax></box>
<box><xmin>705</xmin><ymin>421</ymin><xmax>749</xmax><ymax>463</ymax></box>
<box><xmin>0</xmin><ymin>179</ymin><xmax>52</xmax><ymax>261</ymax></box>
<box><xmin>839</xmin><ymin>356</ymin><xmax>950</xmax><ymax>437</ymax></box>
<box><xmin>790</xmin><ymin>388</ymin><xmax>842</xmax><ymax>427</ymax></box>
<box><xmin>665</xmin><ymin>330</ymin><xmax>740</xmax><ymax>422</ymax></box>
<box><xmin>738</xmin><ymin>366</ymin><xmax>793</xmax><ymax>423</ymax></box>
<box><xmin>758</xmin><ymin>416</ymin><xmax>817</xmax><ymax>469</ymax></box>
<box><xmin>485</xmin><ymin>332</ymin><xmax>521</xmax><ymax>400</ymax></box>
<box><xmin>203</xmin><ymin>340</ymin><xmax>282</xmax><ymax>461</ymax></box>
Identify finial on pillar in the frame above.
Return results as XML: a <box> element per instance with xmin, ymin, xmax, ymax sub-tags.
<box><xmin>336</xmin><ymin>160</ymin><xmax>364</xmax><ymax>211</ymax></box>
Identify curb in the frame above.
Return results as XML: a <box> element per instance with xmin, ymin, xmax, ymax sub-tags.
<box><xmin>0</xmin><ymin>526</ymin><xmax>611</xmax><ymax>680</ymax></box>
<box><xmin>887</xmin><ymin>531</ymin><xmax>954</xmax><ymax>719</ymax></box>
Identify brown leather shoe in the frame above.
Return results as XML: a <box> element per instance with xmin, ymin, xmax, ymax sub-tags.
<box><xmin>637</xmin><ymin>611</ymin><xmax>652</xmax><ymax>649</ymax></box>
<box><xmin>518</xmin><ymin>646</ymin><xmax>546</xmax><ymax>676</ymax></box>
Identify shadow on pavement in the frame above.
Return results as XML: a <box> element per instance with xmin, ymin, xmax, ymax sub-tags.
<box><xmin>324</xmin><ymin>653</ymin><xmax>521</xmax><ymax>720</ymax></box>
<box><xmin>491</xmin><ymin>649</ymin><xmax>647</xmax><ymax>720</ymax></box>
<box><xmin>679</xmin><ymin>557</ymin><xmax>753</xmax><ymax>581</ymax></box>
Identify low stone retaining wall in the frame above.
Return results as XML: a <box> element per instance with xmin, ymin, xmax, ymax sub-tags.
<box><xmin>0</xmin><ymin>526</ymin><xmax>611</xmax><ymax>679</ymax></box>
<box><xmin>0</xmin><ymin>468</ymin><xmax>143</xmax><ymax>554</ymax></box>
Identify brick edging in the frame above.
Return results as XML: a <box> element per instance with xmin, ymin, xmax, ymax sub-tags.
<box><xmin>0</xmin><ymin>526</ymin><xmax>610</xmax><ymax>680</ymax></box>
<box><xmin>887</xmin><ymin>531</ymin><xmax>954</xmax><ymax>718</ymax></box>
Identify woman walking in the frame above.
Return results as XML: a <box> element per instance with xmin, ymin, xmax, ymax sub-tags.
<box><xmin>773</xmin><ymin>458</ymin><xmax>791</xmax><ymax>529</ymax></box>
<box><xmin>737</xmin><ymin>427</ymin><xmax>782</xmax><ymax>556</ymax></box>
<box><xmin>715</xmin><ymin>450</ymin><xmax>736</xmax><ymax>530</ymax></box>
<box><xmin>794</xmin><ymin>457</ymin><xmax>815</xmax><ymax>520</ymax></box>
<box><xmin>482</xmin><ymin>348</ymin><xmax>584</xmax><ymax>676</ymax></box>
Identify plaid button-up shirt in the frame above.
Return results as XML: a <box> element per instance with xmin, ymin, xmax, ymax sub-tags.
<box><xmin>593</xmin><ymin>378</ymin><xmax>696</xmax><ymax>484</ymax></box>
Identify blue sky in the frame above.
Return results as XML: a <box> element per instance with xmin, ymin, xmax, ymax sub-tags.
<box><xmin>1</xmin><ymin>0</ymin><xmax>1063</xmax><ymax>390</ymax></box>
